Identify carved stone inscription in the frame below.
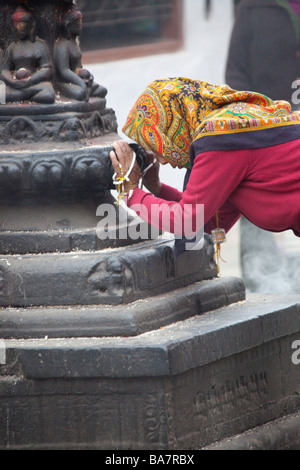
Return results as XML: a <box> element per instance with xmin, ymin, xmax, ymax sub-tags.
<box><xmin>167</xmin><ymin>341</ymin><xmax>284</xmax><ymax>448</ymax></box>
<box><xmin>193</xmin><ymin>370</ymin><xmax>268</xmax><ymax>421</ymax></box>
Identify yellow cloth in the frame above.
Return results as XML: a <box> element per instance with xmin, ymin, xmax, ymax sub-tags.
<box><xmin>122</xmin><ymin>77</ymin><xmax>300</xmax><ymax>168</ymax></box>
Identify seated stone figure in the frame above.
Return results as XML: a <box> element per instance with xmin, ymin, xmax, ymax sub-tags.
<box><xmin>1</xmin><ymin>5</ymin><xmax>55</xmax><ymax>104</ymax></box>
<box><xmin>54</xmin><ymin>4</ymin><xmax>107</xmax><ymax>102</ymax></box>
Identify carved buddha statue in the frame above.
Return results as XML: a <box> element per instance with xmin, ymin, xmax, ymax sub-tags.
<box><xmin>54</xmin><ymin>4</ymin><xmax>107</xmax><ymax>102</ymax></box>
<box><xmin>1</xmin><ymin>5</ymin><xmax>55</xmax><ymax>104</ymax></box>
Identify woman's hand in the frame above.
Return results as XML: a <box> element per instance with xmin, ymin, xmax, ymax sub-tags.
<box><xmin>110</xmin><ymin>140</ymin><xmax>141</xmax><ymax>194</ymax></box>
<box><xmin>142</xmin><ymin>150</ymin><xmax>162</xmax><ymax>196</ymax></box>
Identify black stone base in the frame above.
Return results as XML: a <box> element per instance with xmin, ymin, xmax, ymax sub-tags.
<box><xmin>0</xmin><ymin>236</ymin><xmax>217</xmax><ymax>308</ymax></box>
<box><xmin>0</xmin><ymin>294</ymin><xmax>299</xmax><ymax>449</ymax></box>
<box><xmin>0</xmin><ymin>276</ymin><xmax>245</xmax><ymax>339</ymax></box>
<box><xmin>0</xmin><ymin>99</ymin><xmax>117</xmax><ymax>144</ymax></box>
<box><xmin>0</xmin><ymin>133</ymin><xmax>119</xmax><ymax>201</ymax></box>
<box><xmin>0</xmin><ymin>194</ymin><xmax>154</xmax><ymax>254</ymax></box>
<box><xmin>204</xmin><ymin>411</ymin><xmax>300</xmax><ymax>450</ymax></box>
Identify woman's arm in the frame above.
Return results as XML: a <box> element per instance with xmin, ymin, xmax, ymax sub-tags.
<box><xmin>128</xmin><ymin>148</ymin><xmax>249</xmax><ymax>236</ymax></box>
<box><xmin>157</xmin><ymin>183</ymin><xmax>182</xmax><ymax>202</ymax></box>
<box><xmin>141</xmin><ymin>150</ymin><xmax>182</xmax><ymax>201</ymax></box>
<box><xmin>204</xmin><ymin>199</ymin><xmax>242</xmax><ymax>234</ymax></box>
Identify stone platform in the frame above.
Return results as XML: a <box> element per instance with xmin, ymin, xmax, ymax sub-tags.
<box><xmin>0</xmin><ymin>236</ymin><xmax>218</xmax><ymax>309</ymax></box>
<box><xmin>0</xmin><ymin>292</ymin><xmax>299</xmax><ymax>450</ymax></box>
<box><xmin>204</xmin><ymin>410</ymin><xmax>300</xmax><ymax>450</ymax></box>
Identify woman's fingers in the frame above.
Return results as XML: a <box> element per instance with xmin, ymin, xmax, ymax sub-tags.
<box><xmin>110</xmin><ymin>141</ymin><xmax>130</xmax><ymax>177</ymax></box>
<box><xmin>110</xmin><ymin>140</ymin><xmax>141</xmax><ymax>193</ymax></box>
<box><xmin>109</xmin><ymin>149</ymin><xmax>121</xmax><ymax>174</ymax></box>
<box><xmin>112</xmin><ymin>140</ymin><xmax>133</xmax><ymax>168</ymax></box>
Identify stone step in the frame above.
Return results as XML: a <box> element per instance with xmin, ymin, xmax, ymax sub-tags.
<box><xmin>0</xmin><ymin>237</ymin><xmax>217</xmax><ymax>307</ymax></box>
<box><xmin>0</xmin><ymin>293</ymin><xmax>299</xmax><ymax>449</ymax></box>
<box><xmin>203</xmin><ymin>411</ymin><xmax>300</xmax><ymax>450</ymax></box>
<box><xmin>0</xmin><ymin>276</ymin><xmax>245</xmax><ymax>339</ymax></box>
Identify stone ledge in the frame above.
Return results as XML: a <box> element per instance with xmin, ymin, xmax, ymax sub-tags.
<box><xmin>2</xmin><ymin>293</ymin><xmax>299</xmax><ymax>379</ymax></box>
<box><xmin>0</xmin><ymin>238</ymin><xmax>217</xmax><ymax>307</ymax></box>
<box><xmin>0</xmin><ymin>276</ymin><xmax>244</xmax><ymax>339</ymax></box>
<box><xmin>1</xmin><ymin>294</ymin><xmax>300</xmax><ymax>449</ymax></box>
<box><xmin>203</xmin><ymin>411</ymin><xmax>300</xmax><ymax>450</ymax></box>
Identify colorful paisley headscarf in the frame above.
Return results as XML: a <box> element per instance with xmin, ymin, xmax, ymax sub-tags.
<box><xmin>122</xmin><ymin>77</ymin><xmax>300</xmax><ymax>168</ymax></box>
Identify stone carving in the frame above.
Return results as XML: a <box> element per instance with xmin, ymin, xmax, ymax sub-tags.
<box><xmin>144</xmin><ymin>393</ymin><xmax>166</xmax><ymax>445</ymax></box>
<box><xmin>5</xmin><ymin>116</ymin><xmax>39</xmax><ymax>143</ymax></box>
<box><xmin>54</xmin><ymin>3</ymin><xmax>107</xmax><ymax>101</ymax></box>
<box><xmin>71</xmin><ymin>153</ymin><xmax>113</xmax><ymax>189</ymax></box>
<box><xmin>86</xmin><ymin>257</ymin><xmax>134</xmax><ymax>300</ymax></box>
<box><xmin>0</xmin><ymin>106</ymin><xmax>117</xmax><ymax>144</ymax></box>
<box><xmin>31</xmin><ymin>160</ymin><xmax>64</xmax><ymax>189</ymax></box>
<box><xmin>0</xmin><ymin>160</ymin><xmax>23</xmax><ymax>191</ymax></box>
<box><xmin>58</xmin><ymin>116</ymin><xmax>86</xmax><ymax>141</ymax></box>
<box><xmin>0</xmin><ymin>2</ymin><xmax>116</xmax><ymax>145</ymax></box>
<box><xmin>193</xmin><ymin>371</ymin><xmax>269</xmax><ymax>421</ymax></box>
<box><xmin>0</xmin><ymin>150</ymin><xmax>114</xmax><ymax>198</ymax></box>
<box><xmin>1</xmin><ymin>5</ymin><xmax>55</xmax><ymax>104</ymax></box>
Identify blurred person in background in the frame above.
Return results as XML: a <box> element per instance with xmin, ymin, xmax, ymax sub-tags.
<box><xmin>225</xmin><ymin>0</ymin><xmax>300</xmax><ymax>293</ymax></box>
<box><xmin>226</xmin><ymin>0</ymin><xmax>300</xmax><ymax>104</ymax></box>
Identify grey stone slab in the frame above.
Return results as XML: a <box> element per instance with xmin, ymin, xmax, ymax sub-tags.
<box><xmin>2</xmin><ymin>293</ymin><xmax>298</xmax><ymax>380</ymax></box>
<box><xmin>1</xmin><ymin>295</ymin><xmax>300</xmax><ymax>449</ymax></box>
<box><xmin>0</xmin><ymin>276</ymin><xmax>245</xmax><ymax>339</ymax></box>
<box><xmin>203</xmin><ymin>411</ymin><xmax>300</xmax><ymax>450</ymax></box>
<box><xmin>0</xmin><ymin>237</ymin><xmax>218</xmax><ymax>307</ymax></box>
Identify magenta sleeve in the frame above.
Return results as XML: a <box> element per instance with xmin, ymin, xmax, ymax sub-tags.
<box><xmin>127</xmin><ymin>149</ymin><xmax>249</xmax><ymax>235</ymax></box>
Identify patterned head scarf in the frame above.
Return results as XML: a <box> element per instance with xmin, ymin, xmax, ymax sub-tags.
<box><xmin>122</xmin><ymin>77</ymin><xmax>296</xmax><ymax>168</ymax></box>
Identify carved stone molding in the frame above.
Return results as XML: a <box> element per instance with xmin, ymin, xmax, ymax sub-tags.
<box><xmin>0</xmin><ymin>135</ymin><xmax>119</xmax><ymax>198</ymax></box>
<box><xmin>0</xmin><ymin>101</ymin><xmax>117</xmax><ymax>144</ymax></box>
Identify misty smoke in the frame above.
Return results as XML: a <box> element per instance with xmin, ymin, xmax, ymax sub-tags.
<box><xmin>240</xmin><ymin>218</ymin><xmax>300</xmax><ymax>294</ymax></box>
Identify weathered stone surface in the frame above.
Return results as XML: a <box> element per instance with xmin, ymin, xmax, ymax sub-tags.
<box><xmin>0</xmin><ymin>134</ymin><xmax>118</xmax><ymax>200</ymax></box>
<box><xmin>0</xmin><ymin>100</ymin><xmax>117</xmax><ymax>144</ymax></box>
<box><xmin>0</xmin><ymin>236</ymin><xmax>218</xmax><ymax>308</ymax></box>
<box><xmin>0</xmin><ymin>294</ymin><xmax>299</xmax><ymax>450</ymax></box>
<box><xmin>0</xmin><ymin>276</ymin><xmax>244</xmax><ymax>339</ymax></box>
<box><xmin>203</xmin><ymin>411</ymin><xmax>300</xmax><ymax>450</ymax></box>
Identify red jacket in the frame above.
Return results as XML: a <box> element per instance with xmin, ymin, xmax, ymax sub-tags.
<box><xmin>128</xmin><ymin>138</ymin><xmax>300</xmax><ymax>238</ymax></box>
